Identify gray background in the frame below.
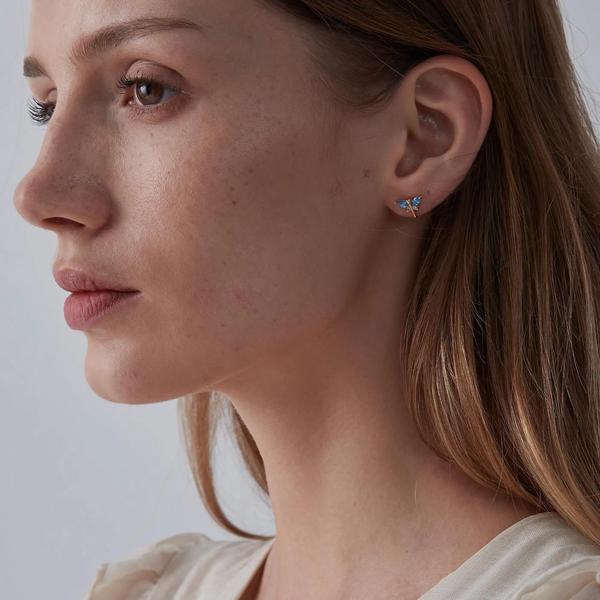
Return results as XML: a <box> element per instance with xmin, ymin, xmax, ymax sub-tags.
<box><xmin>1</xmin><ymin>1</ymin><xmax>599</xmax><ymax>599</ymax></box>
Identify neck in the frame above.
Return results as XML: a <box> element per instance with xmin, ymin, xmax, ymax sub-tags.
<box><xmin>217</xmin><ymin>237</ymin><xmax>540</xmax><ymax>600</ymax></box>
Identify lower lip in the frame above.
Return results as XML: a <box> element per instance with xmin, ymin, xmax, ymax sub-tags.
<box><xmin>64</xmin><ymin>290</ymin><xmax>141</xmax><ymax>330</ymax></box>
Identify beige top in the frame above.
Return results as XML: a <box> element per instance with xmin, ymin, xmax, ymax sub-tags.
<box><xmin>82</xmin><ymin>512</ymin><xmax>600</xmax><ymax>600</ymax></box>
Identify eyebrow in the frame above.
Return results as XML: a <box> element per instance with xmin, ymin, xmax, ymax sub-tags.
<box><xmin>23</xmin><ymin>16</ymin><xmax>207</xmax><ymax>79</ymax></box>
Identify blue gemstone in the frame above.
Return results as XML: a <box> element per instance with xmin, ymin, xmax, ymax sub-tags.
<box><xmin>412</xmin><ymin>197</ymin><xmax>420</xmax><ymax>206</ymax></box>
<box><xmin>398</xmin><ymin>201</ymin><xmax>409</xmax><ymax>208</ymax></box>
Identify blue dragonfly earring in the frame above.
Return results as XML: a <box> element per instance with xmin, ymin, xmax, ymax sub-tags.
<box><xmin>396</xmin><ymin>195</ymin><xmax>421</xmax><ymax>218</ymax></box>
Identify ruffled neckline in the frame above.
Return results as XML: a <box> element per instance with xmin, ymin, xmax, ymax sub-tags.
<box><xmin>83</xmin><ymin>514</ymin><xmax>600</xmax><ymax>600</ymax></box>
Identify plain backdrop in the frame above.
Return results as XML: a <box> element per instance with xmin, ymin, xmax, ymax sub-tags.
<box><xmin>1</xmin><ymin>1</ymin><xmax>600</xmax><ymax>599</ymax></box>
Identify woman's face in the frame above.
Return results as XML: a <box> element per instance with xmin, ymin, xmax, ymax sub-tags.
<box><xmin>14</xmin><ymin>0</ymin><xmax>410</xmax><ymax>403</ymax></box>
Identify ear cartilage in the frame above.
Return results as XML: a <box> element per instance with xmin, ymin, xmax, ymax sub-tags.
<box><xmin>396</xmin><ymin>196</ymin><xmax>421</xmax><ymax>218</ymax></box>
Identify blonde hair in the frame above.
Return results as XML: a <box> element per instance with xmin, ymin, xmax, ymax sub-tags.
<box><xmin>178</xmin><ymin>0</ymin><xmax>600</xmax><ymax>545</ymax></box>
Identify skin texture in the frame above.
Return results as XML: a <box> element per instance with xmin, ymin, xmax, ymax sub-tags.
<box><xmin>14</xmin><ymin>0</ymin><xmax>542</xmax><ymax>598</ymax></box>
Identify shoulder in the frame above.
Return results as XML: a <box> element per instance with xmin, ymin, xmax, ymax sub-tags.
<box><xmin>508</xmin><ymin>514</ymin><xmax>600</xmax><ymax>599</ymax></box>
<box><xmin>81</xmin><ymin>532</ymin><xmax>272</xmax><ymax>600</ymax></box>
<box><xmin>422</xmin><ymin>513</ymin><xmax>600</xmax><ymax>600</ymax></box>
<box><xmin>512</xmin><ymin>555</ymin><xmax>600</xmax><ymax>599</ymax></box>
<box><xmin>81</xmin><ymin>532</ymin><xmax>212</xmax><ymax>599</ymax></box>
<box><xmin>493</xmin><ymin>513</ymin><xmax>600</xmax><ymax>599</ymax></box>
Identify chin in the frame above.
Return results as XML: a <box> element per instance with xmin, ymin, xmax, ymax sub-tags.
<box><xmin>84</xmin><ymin>357</ymin><xmax>156</xmax><ymax>405</ymax></box>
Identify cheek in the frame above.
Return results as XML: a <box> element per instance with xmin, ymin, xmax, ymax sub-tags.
<box><xmin>98</xmin><ymin>102</ymin><xmax>358</xmax><ymax>401</ymax></box>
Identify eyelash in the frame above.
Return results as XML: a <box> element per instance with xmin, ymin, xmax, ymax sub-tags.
<box><xmin>26</xmin><ymin>72</ymin><xmax>182</xmax><ymax>126</ymax></box>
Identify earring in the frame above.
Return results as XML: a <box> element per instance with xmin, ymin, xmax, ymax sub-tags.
<box><xmin>396</xmin><ymin>195</ymin><xmax>421</xmax><ymax>219</ymax></box>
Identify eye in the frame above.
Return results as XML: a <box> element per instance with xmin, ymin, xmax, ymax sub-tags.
<box><xmin>26</xmin><ymin>71</ymin><xmax>182</xmax><ymax>126</ymax></box>
<box><xmin>116</xmin><ymin>72</ymin><xmax>181</xmax><ymax>109</ymax></box>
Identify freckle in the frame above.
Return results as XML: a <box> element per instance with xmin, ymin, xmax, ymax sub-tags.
<box><xmin>233</xmin><ymin>345</ymin><xmax>240</xmax><ymax>351</ymax></box>
<box><xmin>248</xmin><ymin>167</ymin><xmax>254</xmax><ymax>174</ymax></box>
<box><xmin>230</xmin><ymin>185</ymin><xmax>236</xmax><ymax>191</ymax></box>
<box><xmin>220</xmin><ymin>323</ymin><xmax>225</xmax><ymax>328</ymax></box>
<box><xmin>364</xmin><ymin>166</ymin><xmax>371</xmax><ymax>177</ymax></box>
<box><xmin>232</xmin><ymin>200</ymin><xmax>237</xmax><ymax>205</ymax></box>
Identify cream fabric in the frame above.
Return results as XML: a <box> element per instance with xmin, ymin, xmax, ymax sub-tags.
<box><xmin>82</xmin><ymin>512</ymin><xmax>600</xmax><ymax>600</ymax></box>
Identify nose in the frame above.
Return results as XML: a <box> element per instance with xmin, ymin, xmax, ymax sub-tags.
<box><xmin>13</xmin><ymin>108</ymin><xmax>112</xmax><ymax>233</ymax></box>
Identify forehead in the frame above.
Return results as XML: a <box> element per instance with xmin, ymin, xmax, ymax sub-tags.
<box><xmin>26</xmin><ymin>0</ymin><xmax>294</xmax><ymax>62</ymax></box>
<box><xmin>29</xmin><ymin>0</ymin><xmax>186</xmax><ymax>46</ymax></box>
<box><xmin>30</xmin><ymin>0</ymin><xmax>227</xmax><ymax>32</ymax></box>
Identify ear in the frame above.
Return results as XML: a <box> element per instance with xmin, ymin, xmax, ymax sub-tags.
<box><xmin>384</xmin><ymin>55</ymin><xmax>493</xmax><ymax>218</ymax></box>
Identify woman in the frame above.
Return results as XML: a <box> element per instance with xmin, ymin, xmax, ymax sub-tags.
<box><xmin>13</xmin><ymin>0</ymin><xmax>600</xmax><ymax>597</ymax></box>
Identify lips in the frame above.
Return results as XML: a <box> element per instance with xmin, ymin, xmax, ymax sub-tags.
<box><xmin>52</xmin><ymin>267</ymin><xmax>139</xmax><ymax>294</ymax></box>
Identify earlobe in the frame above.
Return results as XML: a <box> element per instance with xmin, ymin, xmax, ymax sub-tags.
<box><xmin>390</xmin><ymin>55</ymin><xmax>493</xmax><ymax>217</ymax></box>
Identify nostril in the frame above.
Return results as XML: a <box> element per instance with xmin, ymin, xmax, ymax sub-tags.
<box><xmin>45</xmin><ymin>217</ymin><xmax>77</xmax><ymax>227</ymax></box>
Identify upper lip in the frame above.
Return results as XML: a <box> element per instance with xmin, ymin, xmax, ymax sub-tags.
<box><xmin>52</xmin><ymin>267</ymin><xmax>139</xmax><ymax>293</ymax></box>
